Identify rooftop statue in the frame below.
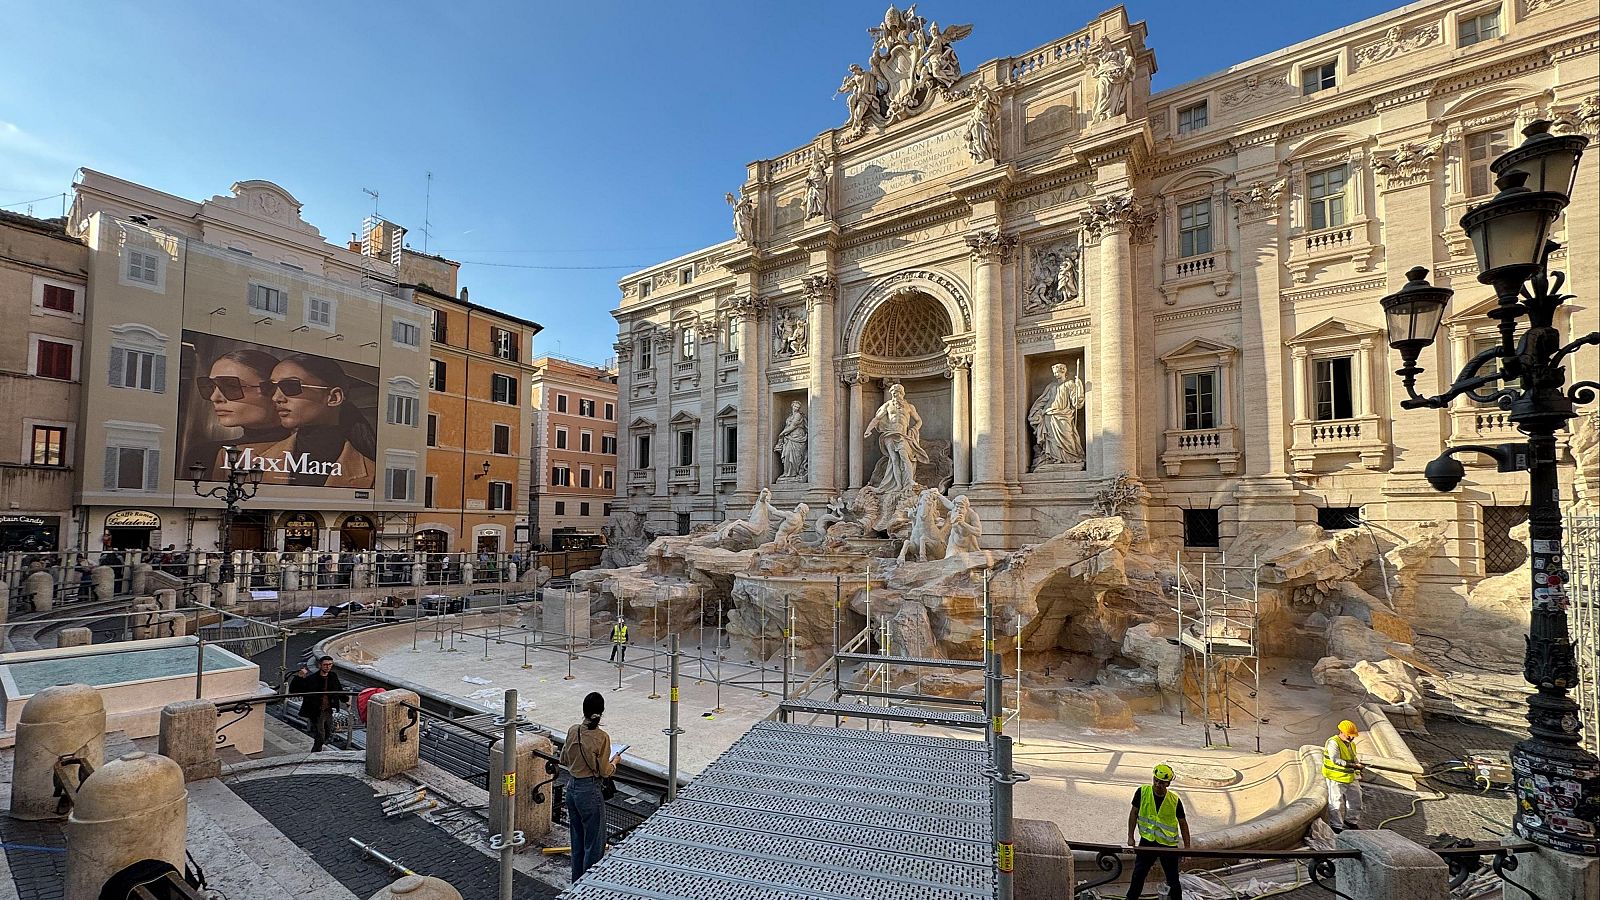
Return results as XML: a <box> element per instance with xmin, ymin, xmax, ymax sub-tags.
<box><xmin>837</xmin><ymin>6</ymin><xmax>972</xmax><ymax>137</ymax></box>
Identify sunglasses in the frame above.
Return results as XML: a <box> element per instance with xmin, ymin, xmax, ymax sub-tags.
<box><xmin>268</xmin><ymin>378</ymin><xmax>336</xmax><ymax>397</ymax></box>
<box><xmin>197</xmin><ymin>375</ymin><xmax>268</xmax><ymax>401</ymax></box>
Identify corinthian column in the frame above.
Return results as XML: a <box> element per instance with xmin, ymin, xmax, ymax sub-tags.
<box><xmin>803</xmin><ymin>275</ymin><xmax>838</xmax><ymax>494</ymax></box>
<box><xmin>845</xmin><ymin>373</ymin><xmax>866</xmax><ymax>489</ymax></box>
<box><xmin>1081</xmin><ymin>194</ymin><xmax>1152</xmax><ymax>477</ymax></box>
<box><xmin>965</xmin><ymin>230</ymin><xmax>1016</xmax><ymax>488</ymax></box>
<box><xmin>732</xmin><ymin>296</ymin><xmax>762</xmax><ymax>501</ymax></box>
<box><xmin>946</xmin><ymin>352</ymin><xmax>972</xmax><ymax>488</ymax></box>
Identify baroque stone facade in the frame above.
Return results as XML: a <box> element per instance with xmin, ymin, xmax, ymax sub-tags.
<box><xmin>611</xmin><ymin>1</ymin><xmax>1599</xmax><ymax>584</ymax></box>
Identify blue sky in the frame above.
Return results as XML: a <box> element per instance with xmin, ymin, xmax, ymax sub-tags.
<box><xmin>2</xmin><ymin>1</ymin><xmax>1402</xmax><ymax>363</ymax></box>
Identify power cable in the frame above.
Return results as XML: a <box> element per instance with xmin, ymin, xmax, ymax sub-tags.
<box><xmin>0</xmin><ymin>192</ymin><xmax>65</xmax><ymax>211</ymax></box>
<box><xmin>454</xmin><ymin>260</ymin><xmax>651</xmax><ymax>271</ymax></box>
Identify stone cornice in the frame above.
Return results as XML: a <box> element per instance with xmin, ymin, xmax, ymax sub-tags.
<box><xmin>1280</xmin><ymin>275</ymin><xmax>1386</xmax><ymax>304</ymax></box>
<box><xmin>1430</xmin><ymin>47</ymin><xmax>1553</xmax><ymax>99</ymax></box>
<box><xmin>1017</xmin><ymin>315</ymin><xmax>1092</xmax><ymax>345</ymax></box>
<box><xmin>1153</xmin><ymin>301</ymin><xmax>1241</xmax><ymax>326</ymax></box>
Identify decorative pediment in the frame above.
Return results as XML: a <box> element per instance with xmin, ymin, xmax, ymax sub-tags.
<box><xmin>1446</xmin><ymin>294</ymin><xmax>1507</xmax><ymax>324</ymax></box>
<box><xmin>669</xmin><ymin>411</ymin><xmax>702</xmax><ymax>427</ymax></box>
<box><xmin>715</xmin><ymin>405</ymin><xmax>739</xmax><ymax>420</ymax></box>
<box><xmin>1287</xmin><ymin>316</ymin><xmax>1381</xmax><ymax>346</ymax></box>
<box><xmin>1160</xmin><ymin>338</ymin><xmax>1238</xmax><ymax>365</ymax></box>
<box><xmin>628</xmin><ymin>416</ymin><xmax>657</xmax><ymax>431</ymax></box>
<box><xmin>210</xmin><ymin>180</ymin><xmax>321</xmax><ymax>237</ymax></box>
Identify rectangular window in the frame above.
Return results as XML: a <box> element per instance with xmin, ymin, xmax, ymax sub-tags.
<box><xmin>580</xmin><ymin>431</ymin><xmax>593</xmax><ymax>452</ymax></box>
<box><xmin>1313</xmin><ymin>355</ymin><xmax>1355</xmax><ymax>421</ymax></box>
<box><xmin>677</xmin><ymin>430</ymin><xmax>694</xmax><ymax>466</ymax></box>
<box><xmin>555</xmin><ymin>501</ymin><xmax>566</xmax><ymax>516</ymax></box>
<box><xmin>1302</xmin><ymin>60</ymin><xmax>1336</xmax><ymax>95</ymax></box>
<box><xmin>1467</xmin><ymin>129</ymin><xmax>1511</xmax><ymax>198</ymax></box>
<box><xmin>603</xmin><ymin>503</ymin><xmax>613</xmax><ymax>517</ymax></box>
<box><xmin>1177</xmin><ymin>101</ymin><xmax>1208</xmax><ymax>134</ymax></box>
<box><xmin>604</xmin><ymin>402</ymin><xmax>615</xmax><ymax>421</ymax></box>
<box><xmin>1183</xmin><ymin>509</ymin><xmax>1220</xmax><ymax>548</ymax></box>
<box><xmin>1182</xmin><ymin>371</ymin><xmax>1217</xmax><ymax>430</ymax></box>
<box><xmin>387</xmin><ymin>394</ymin><xmax>418</xmax><ymax>427</ymax></box>
<box><xmin>491</xmin><ymin>373</ymin><xmax>517</xmax><ymax>405</ymax></box>
<box><xmin>126</xmin><ymin>249</ymin><xmax>159</xmax><ymax>284</ymax></box>
<box><xmin>679</xmin><ymin>266</ymin><xmax>694</xmax><ymax>285</ymax></box>
<box><xmin>723</xmin><ymin>426</ymin><xmax>739</xmax><ymax>464</ymax></box>
<box><xmin>676</xmin><ymin>513</ymin><xmax>690</xmax><ymax>536</ymax></box>
<box><xmin>488</xmin><ymin>481</ymin><xmax>512</xmax><ymax>510</ymax></box>
<box><xmin>639</xmin><ymin>341</ymin><xmax>653</xmax><ymax>371</ymax></box>
<box><xmin>1317</xmin><ymin>506</ymin><xmax>1361</xmax><ymax>531</ymax></box>
<box><xmin>579</xmin><ymin>398</ymin><xmax>596</xmax><ymax>417</ymax></box>
<box><xmin>601</xmin><ymin>435</ymin><xmax>617</xmax><ymax>455</ymax></box>
<box><xmin>105</xmin><ymin>446</ymin><xmax>159</xmax><ymax>492</ymax></box>
<box><xmin>580</xmin><ymin>468</ymin><xmax>593</xmax><ymax>489</ymax></box>
<box><xmin>581</xmin><ymin>501</ymin><xmax>591</xmax><ymax>517</ymax></box>
<box><xmin>602</xmin><ymin>469</ymin><xmax>615</xmax><ymax>490</ymax></box>
<box><xmin>555</xmin><ymin>428</ymin><xmax>568</xmax><ymax>450</ymax></box>
<box><xmin>385</xmin><ymin>467</ymin><xmax>415</xmax><ymax>501</ymax></box>
<box><xmin>493</xmin><ymin>424</ymin><xmax>511</xmax><ymax>455</ymax></box>
<box><xmin>35</xmin><ymin>339</ymin><xmax>74</xmax><ymax>380</ymax></box>
<box><xmin>1177</xmin><ymin>200</ymin><xmax>1213</xmax><ymax>257</ymax></box>
<box><xmin>31</xmin><ymin>425</ymin><xmax>66</xmax><ymax>466</ymax></box>
<box><xmin>431</xmin><ymin>309</ymin><xmax>448</xmax><ymax>344</ymax></box>
<box><xmin>429</xmin><ymin>359</ymin><xmax>446</xmax><ymax>391</ymax></box>
<box><xmin>681</xmin><ymin>328</ymin><xmax>696</xmax><ymax>360</ymax></box>
<box><xmin>556</xmin><ymin>393</ymin><xmax>568</xmax><ymax>413</ymax></box>
<box><xmin>551</xmin><ymin>466</ymin><xmax>572</xmax><ymax>487</ymax></box>
<box><xmin>1484</xmin><ymin>505</ymin><xmax>1531</xmax><ymax>573</ymax></box>
<box><xmin>636</xmin><ymin>434</ymin><xmax>651</xmax><ymax>467</ymax></box>
<box><xmin>638</xmin><ymin>279</ymin><xmax>652</xmax><ymax>298</ymax></box>
<box><xmin>493</xmin><ymin>327</ymin><xmax>518</xmax><ymax>361</ymax></box>
<box><xmin>306</xmin><ymin>296</ymin><xmax>334</xmax><ymax>328</ymax></box>
<box><xmin>427</xmin><ymin>414</ymin><xmax>438</xmax><ymax>447</ymax></box>
<box><xmin>727</xmin><ymin>317</ymin><xmax>741</xmax><ymax>356</ymax></box>
<box><xmin>247</xmin><ymin>283</ymin><xmax>287</xmax><ymax>316</ymax></box>
<box><xmin>1458</xmin><ymin>8</ymin><xmax>1500</xmax><ymax>46</ymax></box>
<box><xmin>41</xmin><ymin>284</ymin><xmax>76</xmax><ymax>313</ymax></box>
<box><xmin>424</xmin><ymin>475</ymin><xmax>436</xmax><ymax>509</ymax></box>
<box><xmin>1308</xmin><ymin>165</ymin><xmax>1348</xmax><ymax>231</ymax></box>
<box><xmin>393</xmin><ymin>320</ymin><xmax>420</xmax><ymax>347</ymax></box>
<box><xmin>110</xmin><ymin>347</ymin><xmax>165</xmax><ymax>392</ymax></box>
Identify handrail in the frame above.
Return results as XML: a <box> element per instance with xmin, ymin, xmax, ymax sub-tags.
<box><xmin>1069</xmin><ymin>842</ymin><xmax>1361</xmax><ymax>900</ymax></box>
<box><xmin>1433</xmin><ymin>841</ymin><xmax>1538</xmax><ymax>898</ymax></box>
<box><xmin>398</xmin><ymin>700</ymin><xmax>562</xmax><ymax>766</ymax></box>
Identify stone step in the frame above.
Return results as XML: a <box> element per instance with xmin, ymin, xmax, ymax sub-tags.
<box><xmin>836</xmin><ymin>652</ymin><xmax>986</xmax><ymax>671</ymax></box>
<box><xmin>777</xmin><ymin>698</ymin><xmax>988</xmax><ymax>730</ymax></box>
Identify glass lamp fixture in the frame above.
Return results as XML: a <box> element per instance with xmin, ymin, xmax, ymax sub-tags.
<box><xmin>1491</xmin><ymin>119</ymin><xmax>1589</xmax><ymax>199</ymax></box>
<box><xmin>1460</xmin><ymin>170</ymin><xmax>1566</xmax><ymax>289</ymax></box>
<box><xmin>1380</xmin><ymin>267</ymin><xmax>1453</xmax><ymax>366</ymax></box>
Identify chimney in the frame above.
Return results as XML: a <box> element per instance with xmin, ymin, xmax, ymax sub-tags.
<box><xmin>348</xmin><ymin>233</ymin><xmax>361</xmax><ymax>253</ymax></box>
<box><xmin>459</xmin><ymin>286</ymin><xmax>469</xmax><ymax>302</ymax></box>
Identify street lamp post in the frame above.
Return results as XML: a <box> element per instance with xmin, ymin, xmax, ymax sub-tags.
<box><xmin>190</xmin><ymin>445</ymin><xmax>264</xmax><ymax>585</ymax></box>
<box><xmin>1379</xmin><ymin>120</ymin><xmax>1599</xmax><ymax>856</ymax></box>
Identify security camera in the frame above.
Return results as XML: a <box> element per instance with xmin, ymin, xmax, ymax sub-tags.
<box><xmin>1424</xmin><ymin>455</ymin><xmax>1466</xmax><ymax>493</ymax></box>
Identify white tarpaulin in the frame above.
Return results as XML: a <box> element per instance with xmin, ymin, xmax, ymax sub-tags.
<box><xmin>296</xmin><ymin>606</ymin><xmax>330</xmax><ymax>619</ymax></box>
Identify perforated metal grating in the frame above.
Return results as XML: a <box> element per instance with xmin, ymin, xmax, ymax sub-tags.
<box><xmin>563</xmin><ymin>721</ymin><xmax>995</xmax><ymax>899</ymax></box>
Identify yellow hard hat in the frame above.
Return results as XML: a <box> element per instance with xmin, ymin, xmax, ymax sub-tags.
<box><xmin>1339</xmin><ymin>720</ymin><xmax>1359</xmax><ymax>736</ymax></box>
<box><xmin>1153</xmin><ymin>764</ymin><xmax>1174</xmax><ymax>782</ymax></box>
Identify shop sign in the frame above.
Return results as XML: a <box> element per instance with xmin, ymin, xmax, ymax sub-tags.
<box><xmin>342</xmin><ymin>515</ymin><xmax>374</xmax><ymax>530</ymax></box>
<box><xmin>0</xmin><ymin>515</ymin><xmax>48</xmax><ymax>527</ymax></box>
<box><xmin>106</xmin><ymin>509</ymin><xmax>161</xmax><ymax>528</ymax></box>
<box><xmin>284</xmin><ymin>514</ymin><xmax>320</xmax><ymax>538</ymax></box>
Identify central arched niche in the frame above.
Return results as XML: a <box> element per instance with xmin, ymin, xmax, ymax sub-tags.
<box><xmin>857</xmin><ymin>290</ymin><xmax>956</xmax><ymax>488</ymax></box>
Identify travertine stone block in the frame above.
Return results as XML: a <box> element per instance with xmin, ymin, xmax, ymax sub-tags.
<box><xmin>159</xmin><ymin>699</ymin><xmax>221</xmax><ymax>781</ymax></box>
<box><xmin>365</xmin><ymin>689</ymin><xmax>420</xmax><ymax>780</ymax></box>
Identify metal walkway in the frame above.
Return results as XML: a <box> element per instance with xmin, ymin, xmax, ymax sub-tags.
<box><xmin>565</xmin><ymin>721</ymin><xmax>995</xmax><ymax>900</ymax></box>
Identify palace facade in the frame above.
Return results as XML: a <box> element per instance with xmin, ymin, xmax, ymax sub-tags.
<box><xmin>612</xmin><ymin>0</ymin><xmax>1599</xmax><ymax>582</ymax></box>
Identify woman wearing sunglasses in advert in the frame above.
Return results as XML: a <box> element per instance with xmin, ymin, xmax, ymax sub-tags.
<box><xmin>195</xmin><ymin>349</ymin><xmax>289</xmax><ymax>481</ymax></box>
<box><xmin>259</xmin><ymin>353</ymin><xmax>377</xmax><ymax>488</ymax></box>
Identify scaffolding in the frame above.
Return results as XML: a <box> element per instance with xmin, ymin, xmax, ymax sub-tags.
<box><xmin>1175</xmin><ymin>551</ymin><xmax>1263</xmax><ymax>752</ymax></box>
<box><xmin>1569</xmin><ymin>514</ymin><xmax>1600</xmax><ymax>757</ymax></box>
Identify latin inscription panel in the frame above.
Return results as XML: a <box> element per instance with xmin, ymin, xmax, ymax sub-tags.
<box><xmin>841</xmin><ymin>127</ymin><xmax>966</xmax><ymax>208</ymax></box>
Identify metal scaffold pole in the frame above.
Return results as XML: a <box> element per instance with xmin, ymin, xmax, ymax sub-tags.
<box><xmin>665</xmin><ymin>634</ymin><xmax>682</xmax><ymax>802</ymax></box>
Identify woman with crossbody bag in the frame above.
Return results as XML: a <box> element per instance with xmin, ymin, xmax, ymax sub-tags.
<box><xmin>561</xmin><ymin>692</ymin><xmax>618</xmax><ymax>882</ymax></box>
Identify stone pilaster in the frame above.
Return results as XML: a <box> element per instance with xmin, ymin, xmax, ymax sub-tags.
<box><xmin>803</xmin><ymin>274</ymin><xmax>839</xmax><ymax>495</ymax></box>
<box><xmin>946</xmin><ymin>353</ymin><xmax>973</xmax><ymax>488</ymax></box>
<box><xmin>731</xmin><ymin>296</ymin><xmax>763</xmax><ymax>502</ymax></box>
<box><xmin>652</xmin><ymin>328</ymin><xmax>673</xmax><ymax>499</ymax></box>
<box><xmin>610</xmin><ymin>341</ymin><xmax>633</xmax><ymax>508</ymax></box>
<box><xmin>1080</xmin><ymin>193</ymin><xmax>1152</xmax><ymax>478</ymax></box>
<box><xmin>844</xmin><ymin>373</ymin><xmax>867</xmax><ymax>489</ymax></box>
<box><xmin>965</xmin><ymin>230</ymin><xmax>1017</xmax><ymax>488</ymax></box>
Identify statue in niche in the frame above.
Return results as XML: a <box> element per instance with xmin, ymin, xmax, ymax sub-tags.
<box><xmin>1028</xmin><ymin>361</ymin><xmax>1087</xmax><ymax>470</ymax></box>
<box><xmin>774</xmin><ymin>401</ymin><xmax>809</xmax><ymax>482</ymax></box>
<box><xmin>1024</xmin><ymin>241</ymin><xmax>1081</xmax><ymax>313</ymax></box>
<box><xmin>804</xmin><ymin>154</ymin><xmax>831</xmax><ymax>219</ymax></box>
<box><xmin>965</xmin><ymin>81</ymin><xmax>998</xmax><ymax>164</ymax></box>
<box><xmin>1090</xmin><ymin>39</ymin><xmax>1135</xmax><ymax>122</ymax></box>
<box><xmin>772</xmin><ymin>308</ymin><xmax>807</xmax><ymax>356</ymax></box>
<box><xmin>726</xmin><ymin>192</ymin><xmax>755</xmax><ymax>245</ymax></box>
<box><xmin>864</xmin><ymin>383</ymin><xmax>927</xmax><ymax>495</ymax></box>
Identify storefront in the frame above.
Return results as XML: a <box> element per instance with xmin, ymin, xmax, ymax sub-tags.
<box><xmin>0</xmin><ymin>514</ymin><xmax>61</xmax><ymax>552</ymax></box>
<box><xmin>281</xmin><ymin>512</ymin><xmax>323</xmax><ymax>553</ymax></box>
<box><xmin>104</xmin><ymin>509</ymin><xmax>161</xmax><ymax>550</ymax></box>
<box><xmin>340</xmin><ymin>514</ymin><xmax>375</xmax><ymax>551</ymax></box>
<box><xmin>414</xmin><ymin>528</ymin><xmax>448</xmax><ymax>554</ymax></box>
<box><xmin>230</xmin><ymin>511</ymin><xmax>269</xmax><ymax>552</ymax></box>
<box><xmin>473</xmin><ymin>525</ymin><xmax>504</xmax><ymax>554</ymax></box>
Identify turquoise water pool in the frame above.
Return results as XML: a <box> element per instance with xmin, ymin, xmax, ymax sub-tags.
<box><xmin>3</xmin><ymin>644</ymin><xmax>254</xmax><ymax>696</ymax></box>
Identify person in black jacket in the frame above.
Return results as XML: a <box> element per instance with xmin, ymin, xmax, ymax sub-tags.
<box><xmin>289</xmin><ymin>656</ymin><xmax>345</xmax><ymax>751</ymax></box>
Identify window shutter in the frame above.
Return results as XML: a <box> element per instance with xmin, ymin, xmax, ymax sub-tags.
<box><xmin>104</xmin><ymin>446</ymin><xmax>120</xmax><ymax>489</ymax></box>
<box><xmin>275</xmin><ymin>290</ymin><xmax>287</xmax><ymax>315</ymax></box>
<box><xmin>144</xmin><ymin>449</ymin><xmax>161</xmax><ymax>492</ymax></box>
<box><xmin>407</xmin><ymin>469</ymin><xmax>416</xmax><ymax>500</ymax></box>
<box><xmin>153</xmin><ymin>354</ymin><xmax>167</xmax><ymax>393</ymax></box>
<box><xmin>438</xmin><ymin>360</ymin><xmax>446</xmax><ymax>391</ymax></box>
<box><xmin>510</xmin><ymin>332</ymin><xmax>519</xmax><ymax>361</ymax></box>
<box><xmin>392</xmin><ymin>320</ymin><xmax>402</xmax><ymax>343</ymax></box>
<box><xmin>509</xmin><ymin>378</ymin><xmax>519</xmax><ymax>406</ymax></box>
<box><xmin>109</xmin><ymin>347</ymin><xmax>125</xmax><ymax>386</ymax></box>
<box><xmin>386</xmin><ymin>395</ymin><xmax>397</xmax><ymax>424</ymax></box>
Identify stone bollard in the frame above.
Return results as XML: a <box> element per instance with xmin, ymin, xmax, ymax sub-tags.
<box><xmin>282</xmin><ymin>566</ymin><xmax>300</xmax><ymax>591</ymax></box>
<box><xmin>205</xmin><ymin>558</ymin><xmax>222</xmax><ymax>584</ymax></box>
<box><xmin>368</xmin><ymin>875</ymin><xmax>463</xmax><ymax>900</ymax></box>
<box><xmin>11</xmin><ymin>684</ymin><xmax>106</xmax><ymax>820</ymax></box>
<box><xmin>218</xmin><ymin>581</ymin><xmax>238</xmax><ymax>609</ymax></box>
<box><xmin>489</xmin><ymin>730</ymin><xmax>556</xmax><ymax>845</ymax></box>
<box><xmin>353</xmin><ymin>562</ymin><xmax>371</xmax><ymax>590</ymax></box>
<box><xmin>191</xmin><ymin>582</ymin><xmax>214</xmax><ymax>609</ymax></box>
<box><xmin>365</xmin><ymin>689</ymin><xmax>420</xmax><ymax>780</ymax></box>
<box><xmin>57</xmin><ymin>627</ymin><xmax>94</xmax><ymax>648</ymax></box>
<box><xmin>411</xmin><ymin>562</ymin><xmax>425</xmax><ymax>587</ymax></box>
<box><xmin>1019</xmin><ymin>821</ymin><xmax>1074</xmax><ymax>900</ymax></box>
<box><xmin>130</xmin><ymin>562</ymin><xmax>153</xmax><ymax>596</ymax></box>
<box><xmin>130</xmin><ymin>601</ymin><xmax>159</xmax><ymax>640</ymax></box>
<box><xmin>28</xmin><ymin>570</ymin><xmax>56</xmax><ymax>611</ymax></box>
<box><xmin>159</xmin><ymin>700</ymin><xmax>221</xmax><ymax>781</ymax></box>
<box><xmin>1334</xmin><ymin>829</ymin><xmax>1449</xmax><ymax>899</ymax></box>
<box><xmin>462</xmin><ymin>562</ymin><xmax>475</xmax><ymax>586</ymax></box>
<box><xmin>154</xmin><ymin>588</ymin><xmax>178</xmax><ymax>611</ymax></box>
<box><xmin>157</xmin><ymin>612</ymin><xmax>187</xmax><ymax>637</ymax></box>
<box><xmin>66</xmin><ymin>751</ymin><xmax>187</xmax><ymax>900</ymax></box>
<box><xmin>506</xmin><ymin>563</ymin><xmax>518</xmax><ymax>584</ymax></box>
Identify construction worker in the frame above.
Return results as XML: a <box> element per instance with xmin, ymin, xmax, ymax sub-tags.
<box><xmin>1324</xmin><ymin>719</ymin><xmax>1364</xmax><ymax>831</ymax></box>
<box><xmin>1124</xmin><ymin>763</ymin><xmax>1191</xmax><ymax>900</ymax></box>
<box><xmin>609</xmin><ymin>617</ymin><xmax>628</xmax><ymax>664</ymax></box>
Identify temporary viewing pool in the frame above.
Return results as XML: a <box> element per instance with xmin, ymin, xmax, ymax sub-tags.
<box><xmin>0</xmin><ymin>636</ymin><xmax>268</xmax><ymax>751</ymax></box>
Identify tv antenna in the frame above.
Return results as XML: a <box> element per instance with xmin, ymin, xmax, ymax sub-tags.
<box><xmin>362</xmin><ymin>188</ymin><xmax>380</xmax><ymax>216</ymax></box>
<box><xmin>422</xmin><ymin>171</ymin><xmax>433</xmax><ymax>253</ymax></box>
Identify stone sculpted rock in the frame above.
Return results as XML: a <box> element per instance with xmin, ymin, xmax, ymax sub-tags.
<box><xmin>864</xmin><ymin>383</ymin><xmax>927</xmax><ymax>495</ymax></box>
<box><xmin>1028</xmin><ymin>362</ymin><xmax>1086</xmax><ymax>470</ymax></box>
<box><xmin>774</xmin><ymin>401</ymin><xmax>809</xmax><ymax>483</ymax></box>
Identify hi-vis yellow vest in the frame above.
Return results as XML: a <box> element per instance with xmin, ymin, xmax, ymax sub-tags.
<box><xmin>611</xmin><ymin>623</ymin><xmax>628</xmax><ymax>644</ymax></box>
<box><xmin>1324</xmin><ymin>736</ymin><xmax>1358</xmax><ymax>783</ymax></box>
<box><xmin>1136</xmin><ymin>785</ymin><xmax>1181</xmax><ymax>846</ymax></box>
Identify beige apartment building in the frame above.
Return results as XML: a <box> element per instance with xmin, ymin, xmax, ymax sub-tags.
<box><xmin>0</xmin><ymin>211</ymin><xmax>89</xmax><ymax>551</ymax></box>
<box><xmin>399</xmin><ymin>246</ymin><xmax>543</xmax><ymax>554</ymax></box>
<box><xmin>612</xmin><ymin>0</ymin><xmax>1599</xmax><ymax>584</ymax></box>
<box><xmin>530</xmin><ymin>356</ymin><xmax>619</xmax><ymax>548</ymax></box>
<box><xmin>69</xmin><ymin>172</ymin><xmax>431</xmax><ymax>553</ymax></box>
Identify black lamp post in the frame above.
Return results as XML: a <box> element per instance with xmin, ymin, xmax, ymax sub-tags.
<box><xmin>1380</xmin><ymin>120</ymin><xmax>1600</xmax><ymax>856</ymax></box>
<box><xmin>190</xmin><ymin>445</ymin><xmax>264</xmax><ymax>585</ymax></box>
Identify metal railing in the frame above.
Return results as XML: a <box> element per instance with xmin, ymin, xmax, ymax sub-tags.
<box><xmin>1071</xmin><ymin>843</ymin><xmax>1361</xmax><ymax>899</ymax></box>
<box><xmin>216</xmin><ymin>688</ymin><xmax>363</xmax><ymax>750</ymax></box>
